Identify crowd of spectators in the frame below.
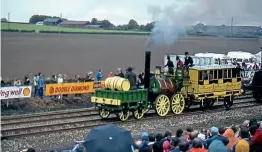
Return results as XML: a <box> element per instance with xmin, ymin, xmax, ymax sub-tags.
<box><xmin>133</xmin><ymin>119</ymin><xmax>262</xmax><ymax>152</ymax></box>
<box><xmin>21</xmin><ymin>118</ymin><xmax>262</xmax><ymax>152</ymax></box>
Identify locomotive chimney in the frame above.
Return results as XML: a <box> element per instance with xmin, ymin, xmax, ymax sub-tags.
<box><xmin>144</xmin><ymin>50</ymin><xmax>151</xmax><ymax>89</ymax></box>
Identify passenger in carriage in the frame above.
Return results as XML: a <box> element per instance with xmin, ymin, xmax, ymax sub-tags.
<box><xmin>176</xmin><ymin>56</ymin><xmax>184</xmax><ymax>68</ymax></box>
<box><xmin>253</xmin><ymin>62</ymin><xmax>260</xmax><ymax>71</ymax></box>
<box><xmin>164</xmin><ymin>55</ymin><xmax>175</xmax><ymax>75</ymax></box>
<box><xmin>184</xmin><ymin>52</ymin><xmax>193</xmax><ymax>67</ymax></box>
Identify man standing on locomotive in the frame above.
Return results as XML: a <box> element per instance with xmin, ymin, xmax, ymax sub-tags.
<box><xmin>164</xmin><ymin>55</ymin><xmax>175</xmax><ymax>75</ymax></box>
<box><xmin>184</xmin><ymin>52</ymin><xmax>193</xmax><ymax>67</ymax></box>
<box><xmin>125</xmin><ymin>67</ymin><xmax>137</xmax><ymax>90</ymax></box>
<box><xmin>184</xmin><ymin>52</ymin><xmax>193</xmax><ymax>76</ymax></box>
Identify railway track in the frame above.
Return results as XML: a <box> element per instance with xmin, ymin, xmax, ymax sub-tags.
<box><xmin>1</xmin><ymin>91</ymin><xmax>253</xmax><ymax>123</ymax></box>
<box><xmin>1</xmin><ymin>96</ymin><xmax>258</xmax><ymax>139</ymax></box>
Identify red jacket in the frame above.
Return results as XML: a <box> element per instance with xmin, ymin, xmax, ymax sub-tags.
<box><xmin>177</xmin><ymin>60</ymin><xmax>184</xmax><ymax>68</ymax></box>
<box><xmin>253</xmin><ymin>129</ymin><xmax>262</xmax><ymax>144</ymax></box>
<box><xmin>189</xmin><ymin>148</ymin><xmax>207</xmax><ymax>152</ymax></box>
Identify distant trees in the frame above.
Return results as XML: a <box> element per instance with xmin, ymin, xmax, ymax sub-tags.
<box><xmin>1</xmin><ymin>18</ymin><xmax>8</xmax><ymax>22</ymax></box>
<box><xmin>27</xmin><ymin>15</ymin><xmax>155</xmax><ymax>31</ymax></box>
<box><xmin>127</xmin><ymin>19</ymin><xmax>139</xmax><ymax>30</ymax></box>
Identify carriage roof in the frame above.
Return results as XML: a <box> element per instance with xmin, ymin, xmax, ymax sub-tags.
<box><xmin>227</xmin><ymin>51</ymin><xmax>256</xmax><ymax>59</ymax></box>
<box><xmin>190</xmin><ymin>64</ymin><xmax>236</xmax><ymax>70</ymax></box>
<box><xmin>194</xmin><ymin>52</ymin><xmax>229</xmax><ymax>59</ymax></box>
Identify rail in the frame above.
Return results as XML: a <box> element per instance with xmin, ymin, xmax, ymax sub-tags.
<box><xmin>1</xmin><ymin>94</ymin><xmax>257</xmax><ymax>139</ymax></box>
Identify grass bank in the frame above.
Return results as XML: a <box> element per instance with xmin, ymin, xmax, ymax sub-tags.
<box><xmin>1</xmin><ymin>22</ymin><xmax>150</xmax><ymax>35</ymax></box>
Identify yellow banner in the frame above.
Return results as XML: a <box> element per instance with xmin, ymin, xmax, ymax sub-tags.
<box><xmin>45</xmin><ymin>81</ymin><xmax>104</xmax><ymax>96</ymax></box>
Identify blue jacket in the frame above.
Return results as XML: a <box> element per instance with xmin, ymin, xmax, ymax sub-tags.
<box><xmin>96</xmin><ymin>72</ymin><xmax>102</xmax><ymax>81</ymax></box>
<box><xmin>138</xmin><ymin>140</ymin><xmax>151</xmax><ymax>152</ymax></box>
<box><xmin>38</xmin><ymin>77</ymin><xmax>45</xmax><ymax>88</ymax></box>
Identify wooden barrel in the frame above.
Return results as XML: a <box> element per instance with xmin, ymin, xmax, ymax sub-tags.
<box><xmin>105</xmin><ymin>77</ymin><xmax>113</xmax><ymax>89</ymax></box>
<box><xmin>105</xmin><ymin>76</ymin><xmax>130</xmax><ymax>91</ymax></box>
<box><xmin>150</xmin><ymin>77</ymin><xmax>175</xmax><ymax>94</ymax></box>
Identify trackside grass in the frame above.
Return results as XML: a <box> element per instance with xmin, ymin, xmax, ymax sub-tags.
<box><xmin>1</xmin><ymin>22</ymin><xmax>150</xmax><ymax>35</ymax></box>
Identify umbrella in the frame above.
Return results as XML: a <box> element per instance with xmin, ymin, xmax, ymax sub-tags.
<box><xmin>83</xmin><ymin>124</ymin><xmax>135</xmax><ymax>152</ymax></box>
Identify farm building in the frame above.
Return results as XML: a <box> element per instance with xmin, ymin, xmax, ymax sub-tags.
<box><xmin>85</xmin><ymin>25</ymin><xmax>101</xmax><ymax>29</ymax></box>
<box><xmin>43</xmin><ymin>18</ymin><xmax>63</xmax><ymax>26</ymax></box>
<box><xmin>58</xmin><ymin>21</ymin><xmax>89</xmax><ymax>28</ymax></box>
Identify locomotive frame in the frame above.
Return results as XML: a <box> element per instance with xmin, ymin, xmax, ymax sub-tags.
<box><xmin>91</xmin><ymin>51</ymin><xmax>244</xmax><ymax>121</ymax></box>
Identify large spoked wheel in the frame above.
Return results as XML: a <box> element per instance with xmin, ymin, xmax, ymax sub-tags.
<box><xmin>154</xmin><ymin>94</ymin><xmax>170</xmax><ymax>116</ymax></box>
<box><xmin>224</xmin><ymin>96</ymin><xmax>233</xmax><ymax>110</ymax></box>
<box><xmin>118</xmin><ymin>110</ymin><xmax>130</xmax><ymax>121</ymax></box>
<box><xmin>171</xmin><ymin>94</ymin><xmax>185</xmax><ymax>114</ymax></box>
<box><xmin>99</xmin><ymin>109</ymin><xmax>110</xmax><ymax>119</ymax></box>
<box><xmin>133</xmin><ymin>109</ymin><xmax>144</xmax><ymax>120</ymax></box>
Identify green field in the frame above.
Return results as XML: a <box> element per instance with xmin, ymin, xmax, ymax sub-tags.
<box><xmin>1</xmin><ymin>22</ymin><xmax>150</xmax><ymax>35</ymax></box>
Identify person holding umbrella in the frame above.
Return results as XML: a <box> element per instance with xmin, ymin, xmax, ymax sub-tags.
<box><xmin>83</xmin><ymin>124</ymin><xmax>136</xmax><ymax>152</ymax></box>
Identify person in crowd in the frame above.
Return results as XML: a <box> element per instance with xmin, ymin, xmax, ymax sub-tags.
<box><xmin>184</xmin><ymin>127</ymin><xmax>193</xmax><ymax>141</ymax></box>
<box><xmin>1</xmin><ymin>77</ymin><xmax>6</xmax><ymax>87</ymax></box>
<box><xmin>232</xmin><ymin>127</ymin><xmax>250</xmax><ymax>152</ymax></box>
<box><xmin>250</xmin><ymin>123</ymin><xmax>262</xmax><ymax>152</ymax></box>
<box><xmin>163</xmin><ymin>140</ymin><xmax>171</xmax><ymax>152</ymax></box>
<box><xmin>50</xmin><ymin>74</ymin><xmax>57</xmax><ymax>83</ymax></box>
<box><xmin>107</xmin><ymin>72</ymin><xmax>113</xmax><ymax>78</ymax></box>
<box><xmin>153</xmin><ymin>133</ymin><xmax>163</xmax><ymax>152</ymax></box>
<box><xmin>242</xmin><ymin>61</ymin><xmax>247</xmax><ymax>77</ymax></box>
<box><xmin>24</xmin><ymin>75</ymin><xmax>30</xmax><ymax>85</ymax></box>
<box><xmin>163</xmin><ymin>131</ymin><xmax>173</xmax><ymax>143</ymax></box>
<box><xmin>13</xmin><ymin>79</ymin><xmax>22</xmax><ymax>86</ymax></box>
<box><xmin>57</xmin><ymin>74</ymin><xmax>64</xmax><ymax>99</ymax></box>
<box><xmin>170</xmin><ymin>137</ymin><xmax>180</xmax><ymax>152</ymax></box>
<box><xmin>249</xmin><ymin>118</ymin><xmax>259</xmax><ymax>128</ymax></box>
<box><xmin>223</xmin><ymin>128</ymin><xmax>238</xmax><ymax>150</ymax></box>
<box><xmin>189</xmin><ymin>138</ymin><xmax>207</xmax><ymax>152</ymax></box>
<box><xmin>33</xmin><ymin>74</ymin><xmax>39</xmax><ymax>98</ymax></box>
<box><xmin>176</xmin><ymin>128</ymin><xmax>184</xmax><ymax>139</ymax></box>
<box><xmin>205</xmin><ymin>126</ymin><xmax>229</xmax><ymax>148</ymax></box>
<box><xmin>188</xmin><ymin>131</ymin><xmax>198</xmax><ymax>149</ymax></box>
<box><xmin>179</xmin><ymin>140</ymin><xmax>189</xmax><ymax>152</ymax></box>
<box><xmin>164</xmin><ymin>55</ymin><xmax>175</xmax><ymax>75</ymax></box>
<box><xmin>208</xmin><ymin>140</ymin><xmax>230</xmax><ymax>152</ymax></box>
<box><xmin>125</xmin><ymin>67</ymin><xmax>137</xmax><ymax>90</ymax></box>
<box><xmin>219</xmin><ymin>127</ymin><xmax>226</xmax><ymax>136</ymax></box>
<box><xmin>197</xmin><ymin>132</ymin><xmax>206</xmax><ymax>142</ymax></box>
<box><xmin>85</xmin><ymin>71</ymin><xmax>94</xmax><ymax>82</ymax></box>
<box><xmin>138</xmin><ymin>132</ymin><xmax>151</xmax><ymax>152</ymax></box>
<box><xmin>96</xmin><ymin>69</ymin><xmax>103</xmax><ymax>81</ymax></box>
<box><xmin>115</xmin><ymin>68</ymin><xmax>125</xmax><ymax>78</ymax></box>
<box><xmin>148</xmin><ymin>133</ymin><xmax>155</xmax><ymax>150</ymax></box>
<box><xmin>37</xmin><ymin>72</ymin><xmax>45</xmax><ymax>99</ymax></box>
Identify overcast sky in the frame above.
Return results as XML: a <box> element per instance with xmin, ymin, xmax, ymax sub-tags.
<box><xmin>1</xmin><ymin>0</ymin><xmax>262</xmax><ymax>26</ymax></box>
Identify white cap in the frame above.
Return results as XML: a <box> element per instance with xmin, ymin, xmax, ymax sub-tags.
<box><xmin>197</xmin><ymin>133</ymin><xmax>206</xmax><ymax>140</ymax></box>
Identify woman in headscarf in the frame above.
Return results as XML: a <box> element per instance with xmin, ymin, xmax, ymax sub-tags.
<box><xmin>223</xmin><ymin>128</ymin><xmax>239</xmax><ymax>150</ymax></box>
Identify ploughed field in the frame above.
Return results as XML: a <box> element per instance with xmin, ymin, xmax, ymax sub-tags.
<box><xmin>1</xmin><ymin>32</ymin><xmax>262</xmax><ymax>78</ymax></box>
